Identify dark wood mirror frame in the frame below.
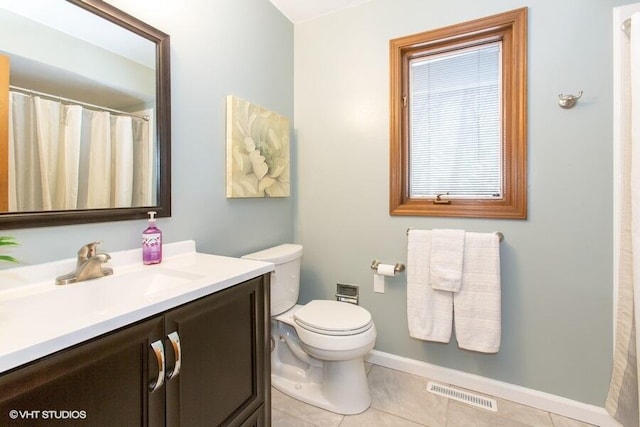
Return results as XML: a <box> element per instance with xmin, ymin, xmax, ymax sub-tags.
<box><xmin>0</xmin><ymin>0</ymin><xmax>171</xmax><ymax>230</ymax></box>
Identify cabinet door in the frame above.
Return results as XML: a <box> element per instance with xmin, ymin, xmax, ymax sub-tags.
<box><xmin>238</xmin><ymin>405</ymin><xmax>265</xmax><ymax>427</ymax></box>
<box><xmin>0</xmin><ymin>317</ymin><xmax>165</xmax><ymax>427</ymax></box>
<box><xmin>165</xmin><ymin>276</ymin><xmax>268</xmax><ymax>426</ymax></box>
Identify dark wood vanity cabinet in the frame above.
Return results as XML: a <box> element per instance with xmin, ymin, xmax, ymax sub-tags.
<box><xmin>165</xmin><ymin>275</ymin><xmax>270</xmax><ymax>426</ymax></box>
<box><xmin>0</xmin><ymin>274</ymin><xmax>270</xmax><ymax>427</ymax></box>
<box><xmin>0</xmin><ymin>316</ymin><xmax>166</xmax><ymax>426</ymax></box>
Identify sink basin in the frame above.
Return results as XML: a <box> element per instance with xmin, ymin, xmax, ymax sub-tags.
<box><xmin>0</xmin><ymin>267</ymin><xmax>205</xmax><ymax>319</ymax></box>
<box><xmin>114</xmin><ymin>268</ymin><xmax>205</xmax><ymax>297</ymax></box>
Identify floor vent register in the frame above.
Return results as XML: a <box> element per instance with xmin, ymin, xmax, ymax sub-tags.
<box><xmin>426</xmin><ymin>382</ymin><xmax>497</xmax><ymax>412</ymax></box>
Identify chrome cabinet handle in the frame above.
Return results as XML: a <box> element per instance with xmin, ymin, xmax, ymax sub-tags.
<box><xmin>166</xmin><ymin>331</ymin><xmax>182</xmax><ymax>380</ymax></box>
<box><xmin>149</xmin><ymin>340</ymin><xmax>165</xmax><ymax>392</ymax></box>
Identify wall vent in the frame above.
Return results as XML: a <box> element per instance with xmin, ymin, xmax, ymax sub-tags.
<box><xmin>426</xmin><ymin>382</ymin><xmax>497</xmax><ymax>412</ymax></box>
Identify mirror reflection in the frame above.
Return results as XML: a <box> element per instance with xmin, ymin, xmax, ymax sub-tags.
<box><xmin>0</xmin><ymin>0</ymin><xmax>157</xmax><ymax>213</ymax></box>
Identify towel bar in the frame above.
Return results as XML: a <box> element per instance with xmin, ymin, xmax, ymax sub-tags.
<box><xmin>406</xmin><ymin>228</ymin><xmax>504</xmax><ymax>242</ymax></box>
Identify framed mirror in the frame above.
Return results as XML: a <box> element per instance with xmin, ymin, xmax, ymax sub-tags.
<box><xmin>0</xmin><ymin>0</ymin><xmax>171</xmax><ymax>229</ymax></box>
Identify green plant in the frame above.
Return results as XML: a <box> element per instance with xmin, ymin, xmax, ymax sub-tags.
<box><xmin>0</xmin><ymin>236</ymin><xmax>18</xmax><ymax>263</ymax></box>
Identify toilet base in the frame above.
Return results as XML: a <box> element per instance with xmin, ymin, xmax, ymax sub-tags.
<box><xmin>272</xmin><ymin>358</ymin><xmax>371</xmax><ymax>415</ymax></box>
<box><xmin>271</xmin><ymin>307</ymin><xmax>374</xmax><ymax>415</ymax></box>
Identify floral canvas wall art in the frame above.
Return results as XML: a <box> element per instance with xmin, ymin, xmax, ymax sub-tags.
<box><xmin>226</xmin><ymin>95</ymin><xmax>290</xmax><ymax>198</ymax></box>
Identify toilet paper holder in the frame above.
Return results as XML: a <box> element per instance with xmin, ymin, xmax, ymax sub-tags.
<box><xmin>371</xmin><ymin>260</ymin><xmax>405</xmax><ymax>274</ymax></box>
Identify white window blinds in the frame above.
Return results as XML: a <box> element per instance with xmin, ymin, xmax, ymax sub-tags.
<box><xmin>409</xmin><ymin>42</ymin><xmax>502</xmax><ymax>199</ymax></box>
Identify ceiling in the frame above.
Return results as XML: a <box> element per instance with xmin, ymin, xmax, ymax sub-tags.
<box><xmin>269</xmin><ymin>0</ymin><xmax>372</xmax><ymax>23</ymax></box>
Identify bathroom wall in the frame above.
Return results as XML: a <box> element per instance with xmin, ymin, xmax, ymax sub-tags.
<box><xmin>0</xmin><ymin>0</ymin><xmax>624</xmax><ymax>410</ymax></box>
<box><xmin>294</xmin><ymin>0</ymin><xmax>628</xmax><ymax>406</ymax></box>
<box><xmin>2</xmin><ymin>0</ymin><xmax>294</xmax><ymax>265</ymax></box>
<box><xmin>0</xmin><ymin>9</ymin><xmax>155</xmax><ymax>103</ymax></box>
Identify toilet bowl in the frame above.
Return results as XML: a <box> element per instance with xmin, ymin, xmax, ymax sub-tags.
<box><xmin>242</xmin><ymin>244</ymin><xmax>376</xmax><ymax>415</ymax></box>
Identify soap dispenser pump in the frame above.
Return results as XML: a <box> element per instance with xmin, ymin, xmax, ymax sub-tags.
<box><xmin>142</xmin><ymin>211</ymin><xmax>162</xmax><ymax>265</ymax></box>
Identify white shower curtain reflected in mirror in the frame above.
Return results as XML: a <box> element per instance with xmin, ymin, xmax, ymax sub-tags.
<box><xmin>7</xmin><ymin>92</ymin><xmax>153</xmax><ymax>212</ymax></box>
<box><xmin>608</xmin><ymin>6</ymin><xmax>640</xmax><ymax>427</ymax></box>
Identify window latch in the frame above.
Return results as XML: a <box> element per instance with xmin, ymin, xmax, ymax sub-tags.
<box><xmin>433</xmin><ymin>193</ymin><xmax>451</xmax><ymax>205</ymax></box>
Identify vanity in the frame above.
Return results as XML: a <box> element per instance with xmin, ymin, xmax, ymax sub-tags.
<box><xmin>0</xmin><ymin>241</ymin><xmax>273</xmax><ymax>426</ymax></box>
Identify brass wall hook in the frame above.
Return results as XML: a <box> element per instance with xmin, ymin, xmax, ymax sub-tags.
<box><xmin>558</xmin><ymin>91</ymin><xmax>583</xmax><ymax>109</ymax></box>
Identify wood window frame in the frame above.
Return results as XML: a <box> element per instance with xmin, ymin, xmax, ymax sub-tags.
<box><xmin>389</xmin><ymin>8</ymin><xmax>527</xmax><ymax>219</ymax></box>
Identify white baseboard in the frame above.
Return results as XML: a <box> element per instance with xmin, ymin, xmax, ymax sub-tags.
<box><xmin>365</xmin><ymin>350</ymin><xmax>620</xmax><ymax>427</ymax></box>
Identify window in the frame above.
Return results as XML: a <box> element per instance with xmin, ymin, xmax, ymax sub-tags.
<box><xmin>389</xmin><ymin>8</ymin><xmax>527</xmax><ymax>219</ymax></box>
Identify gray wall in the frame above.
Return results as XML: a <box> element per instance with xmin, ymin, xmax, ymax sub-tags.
<box><xmin>3</xmin><ymin>0</ymin><xmax>294</xmax><ymax>264</ymax></box>
<box><xmin>294</xmin><ymin>0</ymin><xmax>625</xmax><ymax>406</ymax></box>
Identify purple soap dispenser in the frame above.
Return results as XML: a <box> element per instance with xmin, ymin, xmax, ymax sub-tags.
<box><xmin>142</xmin><ymin>211</ymin><xmax>162</xmax><ymax>265</ymax></box>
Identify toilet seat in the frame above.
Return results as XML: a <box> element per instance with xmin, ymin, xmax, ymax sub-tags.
<box><xmin>294</xmin><ymin>300</ymin><xmax>373</xmax><ymax>336</ymax></box>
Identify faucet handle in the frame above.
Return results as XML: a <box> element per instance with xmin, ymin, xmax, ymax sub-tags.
<box><xmin>78</xmin><ymin>241</ymin><xmax>102</xmax><ymax>260</ymax></box>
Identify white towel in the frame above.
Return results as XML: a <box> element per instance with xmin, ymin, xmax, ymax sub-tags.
<box><xmin>430</xmin><ymin>229</ymin><xmax>465</xmax><ymax>292</ymax></box>
<box><xmin>407</xmin><ymin>229</ymin><xmax>453</xmax><ymax>343</ymax></box>
<box><xmin>453</xmin><ymin>232</ymin><xmax>501</xmax><ymax>353</ymax></box>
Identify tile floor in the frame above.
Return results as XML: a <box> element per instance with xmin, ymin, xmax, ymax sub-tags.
<box><xmin>271</xmin><ymin>364</ymin><xmax>598</xmax><ymax>427</ymax></box>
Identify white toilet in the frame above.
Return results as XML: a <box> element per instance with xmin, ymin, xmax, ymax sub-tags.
<box><xmin>242</xmin><ymin>244</ymin><xmax>376</xmax><ymax>415</ymax></box>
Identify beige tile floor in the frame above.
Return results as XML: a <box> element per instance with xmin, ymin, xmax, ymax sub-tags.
<box><xmin>271</xmin><ymin>364</ymin><xmax>598</xmax><ymax>427</ymax></box>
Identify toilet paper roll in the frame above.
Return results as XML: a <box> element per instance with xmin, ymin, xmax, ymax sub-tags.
<box><xmin>376</xmin><ymin>263</ymin><xmax>396</xmax><ymax>277</ymax></box>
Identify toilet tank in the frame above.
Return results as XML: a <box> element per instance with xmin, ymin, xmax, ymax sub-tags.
<box><xmin>242</xmin><ymin>244</ymin><xmax>303</xmax><ymax>315</ymax></box>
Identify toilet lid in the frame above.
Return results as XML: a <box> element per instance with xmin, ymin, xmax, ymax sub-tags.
<box><xmin>293</xmin><ymin>300</ymin><xmax>373</xmax><ymax>336</ymax></box>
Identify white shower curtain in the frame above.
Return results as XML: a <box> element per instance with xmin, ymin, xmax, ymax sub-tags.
<box><xmin>57</xmin><ymin>105</ymin><xmax>82</xmax><ymax>210</ymax></box>
<box><xmin>132</xmin><ymin>111</ymin><xmax>153</xmax><ymax>207</ymax></box>
<box><xmin>8</xmin><ymin>92</ymin><xmax>152</xmax><ymax>211</ymax></box>
<box><xmin>33</xmin><ymin>96</ymin><xmax>61</xmax><ymax>211</ymax></box>
<box><xmin>111</xmin><ymin>115</ymin><xmax>134</xmax><ymax>208</ymax></box>
<box><xmin>85</xmin><ymin>110</ymin><xmax>112</xmax><ymax>209</ymax></box>
<box><xmin>9</xmin><ymin>93</ymin><xmax>41</xmax><ymax>211</ymax></box>
<box><xmin>607</xmin><ymin>10</ymin><xmax>640</xmax><ymax>427</ymax></box>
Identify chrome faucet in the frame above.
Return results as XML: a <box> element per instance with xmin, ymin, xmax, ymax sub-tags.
<box><xmin>55</xmin><ymin>241</ymin><xmax>113</xmax><ymax>285</ymax></box>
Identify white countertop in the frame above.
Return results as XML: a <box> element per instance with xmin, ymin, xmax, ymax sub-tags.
<box><xmin>0</xmin><ymin>240</ymin><xmax>274</xmax><ymax>373</ymax></box>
